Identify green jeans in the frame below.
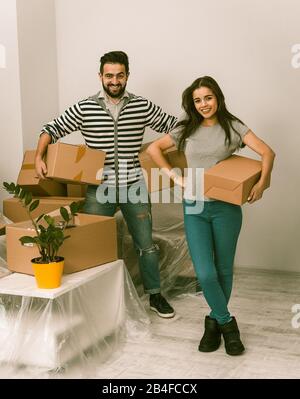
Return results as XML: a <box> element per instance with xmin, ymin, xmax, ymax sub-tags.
<box><xmin>183</xmin><ymin>199</ymin><xmax>242</xmax><ymax>324</ymax></box>
<box><xmin>82</xmin><ymin>182</ymin><xmax>161</xmax><ymax>294</ymax></box>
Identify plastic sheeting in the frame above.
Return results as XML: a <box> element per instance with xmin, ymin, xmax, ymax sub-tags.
<box><xmin>0</xmin><ymin>189</ymin><xmax>200</xmax><ymax>377</ymax></box>
<box><xmin>117</xmin><ymin>188</ymin><xmax>200</xmax><ymax>298</ymax></box>
<box><xmin>0</xmin><ymin>256</ymin><xmax>150</xmax><ymax>377</ymax></box>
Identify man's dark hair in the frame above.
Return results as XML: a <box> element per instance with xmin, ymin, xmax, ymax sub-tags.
<box><xmin>99</xmin><ymin>51</ymin><xmax>129</xmax><ymax>75</ymax></box>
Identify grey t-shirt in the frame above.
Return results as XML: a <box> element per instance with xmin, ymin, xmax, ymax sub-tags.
<box><xmin>169</xmin><ymin>119</ymin><xmax>250</xmax><ymax>200</ymax></box>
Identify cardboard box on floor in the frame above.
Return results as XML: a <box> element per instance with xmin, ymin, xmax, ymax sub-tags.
<box><xmin>204</xmin><ymin>155</ymin><xmax>262</xmax><ymax>205</ymax></box>
<box><xmin>17</xmin><ymin>150</ymin><xmax>67</xmax><ymax>196</ymax></box>
<box><xmin>67</xmin><ymin>183</ymin><xmax>88</xmax><ymax>198</ymax></box>
<box><xmin>6</xmin><ymin>213</ymin><xmax>118</xmax><ymax>275</ymax></box>
<box><xmin>139</xmin><ymin>142</ymin><xmax>187</xmax><ymax>192</ymax></box>
<box><xmin>3</xmin><ymin>197</ymin><xmax>85</xmax><ymax>223</ymax></box>
<box><xmin>46</xmin><ymin>143</ymin><xmax>105</xmax><ymax>185</ymax></box>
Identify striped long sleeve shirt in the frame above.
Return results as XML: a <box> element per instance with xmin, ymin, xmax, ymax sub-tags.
<box><xmin>42</xmin><ymin>92</ymin><xmax>177</xmax><ymax>186</ymax></box>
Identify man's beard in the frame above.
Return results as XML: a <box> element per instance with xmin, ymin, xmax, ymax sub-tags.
<box><xmin>102</xmin><ymin>83</ymin><xmax>126</xmax><ymax>99</ymax></box>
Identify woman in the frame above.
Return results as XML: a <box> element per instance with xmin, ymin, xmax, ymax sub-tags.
<box><xmin>146</xmin><ymin>76</ymin><xmax>275</xmax><ymax>356</ymax></box>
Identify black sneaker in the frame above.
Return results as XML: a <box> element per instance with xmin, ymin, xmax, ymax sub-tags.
<box><xmin>149</xmin><ymin>293</ymin><xmax>175</xmax><ymax>318</ymax></box>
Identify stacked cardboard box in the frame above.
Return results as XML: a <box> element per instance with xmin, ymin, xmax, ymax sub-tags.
<box><xmin>6</xmin><ymin>213</ymin><xmax>118</xmax><ymax>275</ymax></box>
<box><xmin>66</xmin><ymin>184</ymin><xmax>88</xmax><ymax>198</ymax></box>
<box><xmin>2</xmin><ymin>142</ymin><xmax>121</xmax><ymax>275</ymax></box>
<box><xmin>3</xmin><ymin>197</ymin><xmax>85</xmax><ymax>223</ymax></box>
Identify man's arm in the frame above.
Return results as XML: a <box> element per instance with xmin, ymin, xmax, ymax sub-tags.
<box><xmin>145</xmin><ymin>100</ymin><xmax>178</xmax><ymax>133</ymax></box>
<box><xmin>35</xmin><ymin>102</ymin><xmax>84</xmax><ymax>178</ymax></box>
<box><xmin>42</xmin><ymin>102</ymin><xmax>83</xmax><ymax>142</ymax></box>
<box><xmin>35</xmin><ymin>133</ymin><xmax>52</xmax><ymax>179</ymax></box>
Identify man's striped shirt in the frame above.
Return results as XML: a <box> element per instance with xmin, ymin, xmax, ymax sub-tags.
<box><xmin>42</xmin><ymin>92</ymin><xmax>177</xmax><ymax>186</ymax></box>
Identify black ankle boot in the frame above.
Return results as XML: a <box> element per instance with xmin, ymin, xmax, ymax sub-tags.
<box><xmin>218</xmin><ymin>316</ymin><xmax>245</xmax><ymax>356</ymax></box>
<box><xmin>198</xmin><ymin>316</ymin><xmax>221</xmax><ymax>352</ymax></box>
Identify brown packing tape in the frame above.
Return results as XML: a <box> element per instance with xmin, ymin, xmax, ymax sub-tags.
<box><xmin>73</xmin><ymin>171</ymin><xmax>83</xmax><ymax>181</ymax></box>
<box><xmin>75</xmin><ymin>145</ymin><xmax>87</xmax><ymax>163</ymax></box>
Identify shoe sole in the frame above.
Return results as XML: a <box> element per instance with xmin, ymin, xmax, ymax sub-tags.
<box><xmin>150</xmin><ymin>306</ymin><xmax>175</xmax><ymax>318</ymax></box>
<box><xmin>226</xmin><ymin>349</ymin><xmax>245</xmax><ymax>356</ymax></box>
<box><xmin>198</xmin><ymin>342</ymin><xmax>221</xmax><ymax>352</ymax></box>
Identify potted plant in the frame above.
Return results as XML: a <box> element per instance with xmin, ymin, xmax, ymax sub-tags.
<box><xmin>3</xmin><ymin>182</ymin><xmax>83</xmax><ymax>289</ymax></box>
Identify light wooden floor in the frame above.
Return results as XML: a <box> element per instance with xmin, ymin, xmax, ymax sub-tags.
<box><xmin>0</xmin><ymin>266</ymin><xmax>300</xmax><ymax>379</ymax></box>
<box><xmin>88</xmin><ymin>266</ymin><xmax>300</xmax><ymax>380</ymax></box>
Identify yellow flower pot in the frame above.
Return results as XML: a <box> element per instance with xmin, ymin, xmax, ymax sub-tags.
<box><xmin>31</xmin><ymin>257</ymin><xmax>64</xmax><ymax>289</ymax></box>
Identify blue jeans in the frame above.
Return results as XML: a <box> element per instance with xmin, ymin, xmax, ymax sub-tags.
<box><xmin>183</xmin><ymin>199</ymin><xmax>242</xmax><ymax>324</ymax></box>
<box><xmin>82</xmin><ymin>182</ymin><xmax>160</xmax><ymax>294</ymax></box>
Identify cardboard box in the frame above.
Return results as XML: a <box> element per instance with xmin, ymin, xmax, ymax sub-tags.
<box><xmin>17</xmin><ymin>150</ymin><xmax>67</xmax><ymax>196</ymax></box>
<box><xmin>67</xmin><ymin>183</ymin><xmax>87</xmax><ymax>198</ymax></box>
<box><xmin>46</xmin><ymin>143</ymin><xmax>105</xmax><ymax>185</ymax></box>
<box><xmin>3</xmin><ymin>197</ymin><xmax>85</xmax><ymax>223</ymax></box>
<box><xmin>139</xmin><ymin>142</ymin><xmax>187</xmax><ymax>192</ymax></box>
<box><xmin>204</xmin><ymin>155</ymin><xmax>262</xmax><ymax>205</ymax></box>
<box><xmin>6</xmin><ymin>213</ymin><xmax>117</xmax><ymax>275</ymax></box>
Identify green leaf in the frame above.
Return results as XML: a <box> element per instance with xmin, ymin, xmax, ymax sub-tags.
<box><xmin>38</xmin><ymin>224</ymin><xmax>46</xmax><ymax>232</ymax></box>
<box><xmin>19</xmin><ymin>188</ymin><xmax>27</xmax><ymax>199</ymax></box>
<box><xmin>60</xmin><ymin>207</ymin><xmax>70</xmax><ymax>222</ymax></box>
<box><xmin>15</xmin><ymin>185</ymin><xmax>21</xmax><ymax>195</ymax></box>
<box><xmin>9</xmin><ymin>182</ymin><xmax>16</xmax><ymax>192</ymax></box>
<box><xmin>24</xmin><ymin>192</ymin><xmax>32</xmax><ymax>206</ymax></box>
<box><xmin>70</xmin><ymin>202</ymin><xmax>78</xmax><ymax>215</ymax></box>
<box><xmin>36</xmin><ymin>213</ymin><xmax>44</xmax><ymax>224</ymax></box>
<box><xmin>19</xmin><ymin>236</ymin><xmax>37</xmax><ymax>245</ymax></box>
<box><xmin>70</xmin><ymin>201</ymin><xmax>84</xmax><ymax>216</ymax></box>
<box><xmin>3</xmin><ymin>182</ymin><xmax>16</xmax><ymax>195</ymax></box>
<box><xmin>44</xmin><ymin>215</ymin><xmax>54</xmax><ymax>226</ymax></box>
<box><xmin>29</xmin><ymin>199</ymin><xmax>40</xmax><ymax>212</ymax></box>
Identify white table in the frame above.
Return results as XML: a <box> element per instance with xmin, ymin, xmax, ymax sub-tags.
<box><xmin>0</xmin><ymin>259</ymin><xmax>125</xmax><ymax>369</ymax></box>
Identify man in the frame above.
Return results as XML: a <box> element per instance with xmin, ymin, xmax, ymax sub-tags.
<box><xmin>35</xmin><ymin>51</ymin><xmax>177</xmax><ymax>318</ymax></box>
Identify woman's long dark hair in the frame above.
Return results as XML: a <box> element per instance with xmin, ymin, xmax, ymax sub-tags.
<box><xmin>177</xmin><ymin>76</ymin><xmax>245</xmax><ymax>151</ymax></box>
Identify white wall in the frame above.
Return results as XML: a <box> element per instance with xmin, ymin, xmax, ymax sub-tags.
<box><xmin>0</xmin><ymin>0</ymin><xmax>59</xmax><ymax>211</ymax></box>
<box><xmin>0</xmin><ymin>0</ymin><xmax>24</xmax><ymax>210</ymax></box>
<box><xmin>17</xmin><ymin>0</ymin><xmax>59</xmax><ymax>150</ymax></box>
<box><xmin>54</xmin><ymin>0</ymin><xmax>300</xmax><ymax>272</ymax></box>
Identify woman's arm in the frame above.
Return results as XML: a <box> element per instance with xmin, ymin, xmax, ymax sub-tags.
<box><xmin>242</xmin><ymin>130</ymin><xmax>276</xmax><ymax>203</ymax></box>
<box><xmin>146</xmin><ymin>134</ymin><xmax>185</xmax><ymax>186</ymax></box>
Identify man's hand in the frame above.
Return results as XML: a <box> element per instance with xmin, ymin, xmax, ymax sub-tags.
<box><xmin>34</xmin><ymin>132</ymin><xmax>52</xmax><ymax>179</ymax></box>
<box><xmin>35</xmin><ymin>157</ymin><xmax>48</xmax><ymax>179</ymax></box>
